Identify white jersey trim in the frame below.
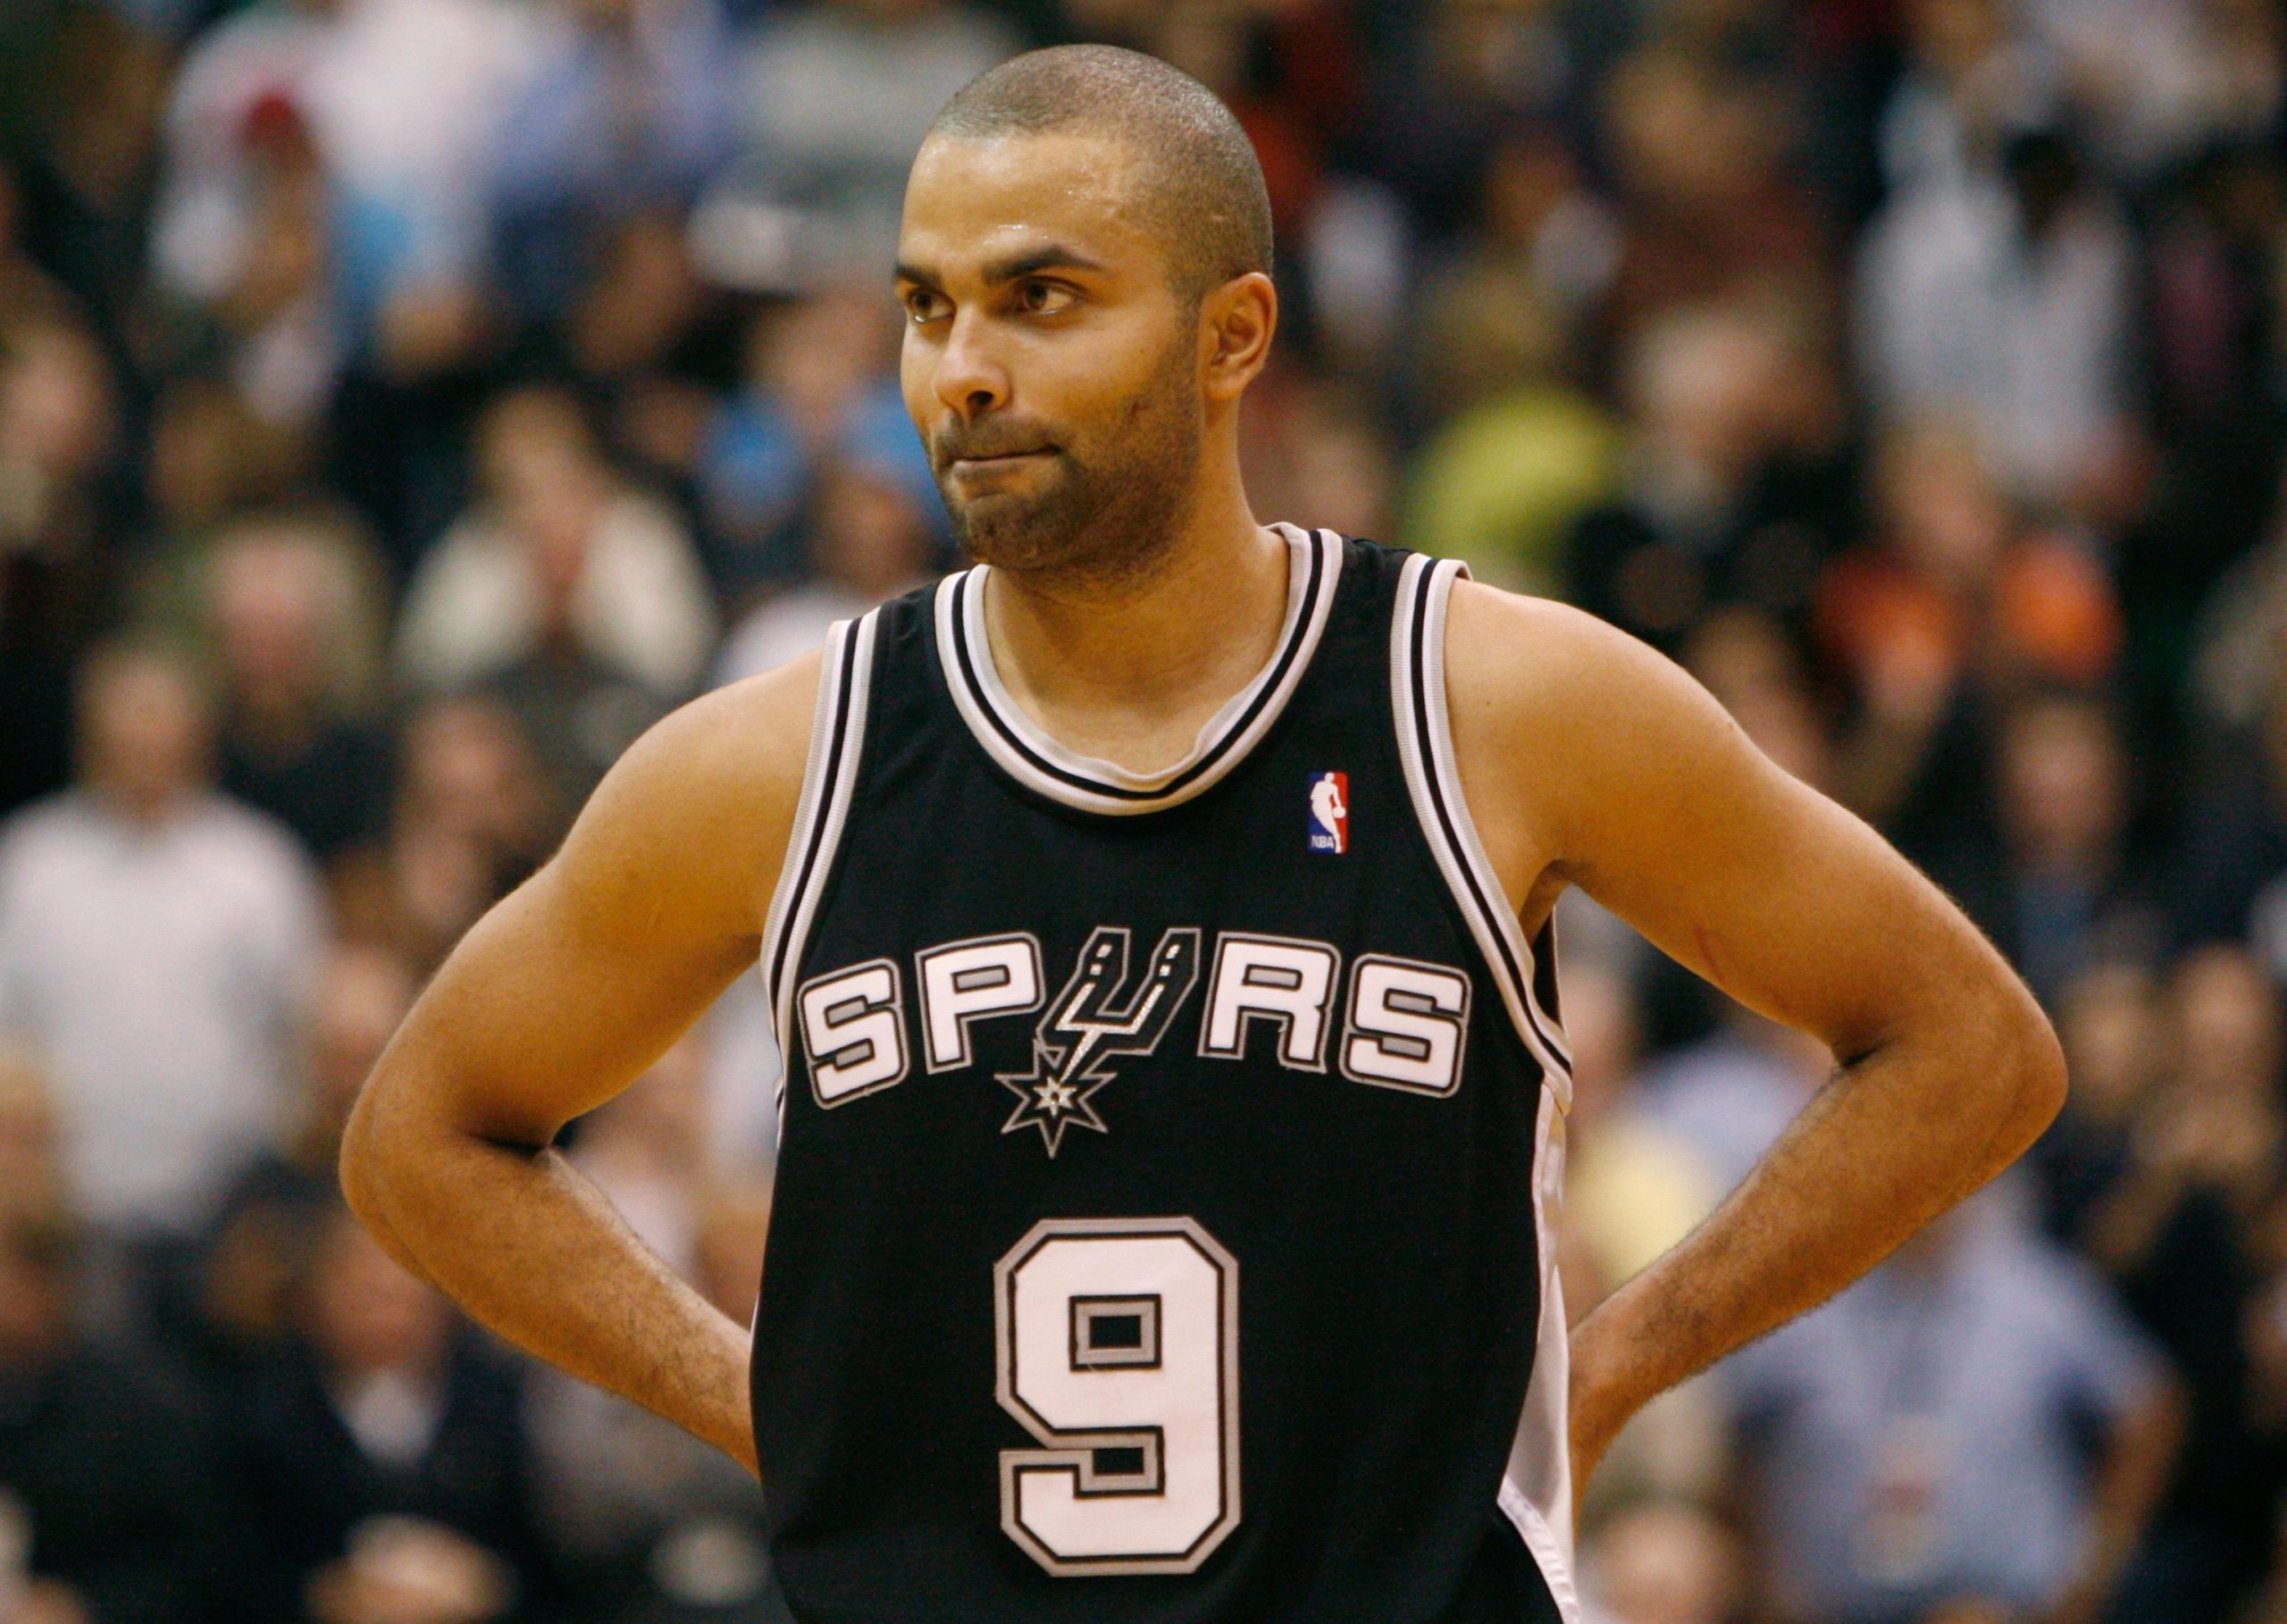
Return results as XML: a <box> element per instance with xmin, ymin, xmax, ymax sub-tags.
<box><xmin>758</xmin><ymin>609</ymin><xmax>881</xmax><ymax>1135</ymax></box>
<box><xmin>934</xmin><ymin>522</ymin><xmax>1344</xmax><ymax>815</ymax></box>
<box><xmin>1388</xmin><ymin>553</ymin><xmax>1574</xmax><ymax>1108</ymax></box>
<box><xmin>1499</xmin><ymin>1085</ymin><xmax>1580</xmax><ymax>1623</ymax></box>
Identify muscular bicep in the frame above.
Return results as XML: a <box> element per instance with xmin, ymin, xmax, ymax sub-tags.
<box><xmin>1452</xmin><ymin>587</ymin><xmax>2018</xmax><ymax>1063</ymax></box>
<box><xmin>372</xmin><ymin>659</ymin><xmax>819</xmax><ymax>1148</ymax></box>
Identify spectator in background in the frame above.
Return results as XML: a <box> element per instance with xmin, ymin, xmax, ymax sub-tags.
<box><xmin>1729</xmin><ymin>1191</ymin><xmax>2182</xmax><ymax>1624</ymax></box>
<box><xmin>1600</xmin><ymin>45</ymin><xmax>1836</xmax><ymax>335</ymax></box>
<box><xmin>2034</xmin><ymin>960</ymin><xmax>2168</xmax><ymax>1247</ymax></box>
<box><xmin>563</xmin><ymin>1036</ymin><xmax>714</xmax><ymax>1279</ymax></box>
<box><xmin>488</xmin><ymin>0</ymin><xmax>733</xmax><ymax>330</ymax></box>
<box><xmin>2015</xmin><ymin>0</ymin><xmax>2283</xmax><ymax>183</ymax></box>
<box><xmin>19</xmin><ymin>11</ymin><xmax>172</xmax><ymax>356</ymax></box>
<box><xmin>195</xmin><ymin>942</ymin><xmax>415</xmax><ymax>1366</ymax></box>
<box><xmin>2180</xmin><ymin>557</ymin><xmax>2287</xmax><ymax>967</ymax></box>
<box><xmin>396</xmin><ymin>382</ymin><xmax>716</xmax><ymax>700</ymax></box>
<box><xmin>1357</xmin><ymin>0</ymin><xmax>1596</xmax><ymax>253</ymax></box>
<box><xmin>1404</xmin><ymin>123</ymin><xmax>1619</xmax><ymax>593</ymax></box>
<box><xmin>148</xmin><ymin>0</ymin><xmax>338</xmax><ymax>313</ymax></box>
<box><xmin>1930</xmin><ymin>691</ymin><xmax>2154</xmax><ymax>1009</ymax></box>
<box><xmin>699</xmin><ymin>291</ymin><xmax>934</xmax><ymax>606</ymax></box>
<box><xmin>334</xmin><ymin>693</ymin><xmax>551</xmax><ymax>973</ymax></box>
<box><xmin>0</xmin><ymin>1203</ymin><xmax>223</xmax><ymax>1624</ymax></box>
<box><xmin>1817</xmin><ymin>419</ymin><xmax>2120</xmax><ymax>855</ymax></box>
<box><xmin>2140</xmin><ymin>139</ymin><xmax>2287</xmax><ymax>456</ymax></box>
<box><xmin>716</xmin><ymin>0</ymin><xmax>1017</xmax><ymax>280</ymax></box>
<box><xmin>200</xmin><ymin>92</ymin><xmax>344</xmax><ymax>433</ymax></box>
<box><xmin>1579</xmin><ymin>1499</ymin><xmax>1744</xmax><ymax>1624</ymax></box>
<box><xmin>2119</xmin><ymin>138</ymin><xmax>2287</xmax><ymax>716</ymax></box>
<box><xmin>715</xmin><ymin>458</ymin><xmax>937</xmax><ymax>685</ymax></box>
<box><xmin>1562</xmin><ymin>959</ymin><xmax>1719</xmax><ymax>1310</ymax></box>
<box><xmin>193</xmin><ymin>513</ymin><xmax>395</xmax><ymax>866</ymax></box>
<box><xmin>0</xmin><ymin>312</ymin><xmax>123</xmax><ymax>662</ymax></box>
<box><xmin>1237</xmin><ymin>373</ymin><xmax>1397</xmax><ymax>548</ymax></box>
<box><xmin>130</xmin><ymin>375</ymin><xmax>311</xmax><ymax>612</ymax></box>
<box><xmin>0</xmin><ymin>641</ymin><xmax>322</xmax><ymax>1246</ymax></box>
<box><xmin>2078</xmin><ymin>947</ymin><xmax>2287</xmax><ymax>1622</ymax></box>
<box><xmin>222</xmin><ymin>1201</ymin><xmax>542</xmax><ymax>1623</ymax></box>
<box><xmin>1857</xmin><ymin>118</ymin><xmax>2138</xmax><ymax>518</ymax></box>
<box><xmin>1876</xmin><ymin>0</ymin><xmax>2044</xmax><ymax>199</ymax></box>
<box><xmin>555</xmin><ymin>213</ymin><xmax>728</xmax><ymax>506</ymax></box>
<box><xmin>1564</xmin><ymin>301</ymin><xmax>1844</xmax><ymax>657</ymax></box>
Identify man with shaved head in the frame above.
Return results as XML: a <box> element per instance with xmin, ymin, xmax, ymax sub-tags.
<box><xmin>344</xmin><ymin>45</ymin><xmax>2066</xmax><ymax>1622</ymax></box>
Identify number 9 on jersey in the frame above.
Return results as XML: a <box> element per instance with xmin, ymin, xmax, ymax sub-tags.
<box><xmin>993</xmin><ymin>1218</ymin><xmax>1242</xmax><ymax>1576</ymax></box>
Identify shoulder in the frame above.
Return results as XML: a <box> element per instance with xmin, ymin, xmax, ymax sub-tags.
<box><xmin>593</xmin><ymin>649</ymin><xmax>823</xmax><ymax>828</ymax></box>
<box><xmin>1444</xmin><ymin>575</ymin><xmax>1663</xmax><ymax>694</ymax></box>
<box><xmin>0</xmin><ymin>793</ymin><xmax>86</xmax><ymax>860</ymax></box>
<box><xmin>0</xmin><ymin>795</ymin><xmax>113</xmax><ymax>896</ymax></box>
<box><xmin>548</xmin><ymin>649</ymin><xmax>826</xmax><ymax>932</ymax></box>
<box><xmin>1442</xmin><ymin>578</ymin><xmax>1749</xmax><ymax>834</ymax></box>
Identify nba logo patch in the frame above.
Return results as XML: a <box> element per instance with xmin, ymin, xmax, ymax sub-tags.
<box><xmin>1307</xmin><ymin>772</ymin><xmax>1349</xmax><ymax>854</ymax></box>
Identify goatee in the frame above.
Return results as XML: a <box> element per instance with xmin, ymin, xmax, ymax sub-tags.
<box><xmin>936</xmin><ymin>339</ymin><xmax>1202</xmax><ymax>594</ymax></box>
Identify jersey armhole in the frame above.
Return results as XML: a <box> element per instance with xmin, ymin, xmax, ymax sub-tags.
<box><xmin>1387</xmin><ymin>555</ymin><xmax>1575</xmax><ymax>1113</ymax></box>
<box><xmin>758</xmin><ymin>609</ymin><xmax>883</xmax><ymax>1133</ymax></box>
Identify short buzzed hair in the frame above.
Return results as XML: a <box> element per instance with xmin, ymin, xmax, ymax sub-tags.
<box><xmin>926</xmin><ymin>45</ymin><xmax>1274</xmax><ymax>306</ymax></box>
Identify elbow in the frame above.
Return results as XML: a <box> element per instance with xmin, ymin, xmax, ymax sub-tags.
<box><xmin>336</xmin><ymin>1066</ymin><xmax>398</xmax><ymax>1235</ymax></box>
<box><xmin>337</xmin><ymin>1090</ymin><xmax>378</xmax><ymax>1223</ymax></box>
<box><xmin>1993</xmin><ymin>981</ymin><xmax>2068</xmax><ymax>1157</ymax></box>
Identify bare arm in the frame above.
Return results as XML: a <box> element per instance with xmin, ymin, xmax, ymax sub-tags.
<box><xmin>339</xmin><ymin>657</ymin><xmax>821</xmax><ymax>1475</ymax></box>
<box><xmin>1445</xmin><ymin>584</ymin><xmax>2068</xmax><ymax>1492</ymax></box>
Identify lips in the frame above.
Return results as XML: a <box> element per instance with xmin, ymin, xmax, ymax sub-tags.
<box><xmin>948</xmin><ymin>448</ymin><xmax>1051</xmax><ymax>473</ymax></box>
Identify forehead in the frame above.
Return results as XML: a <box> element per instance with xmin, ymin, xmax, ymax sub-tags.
<box><xmin>898</xmin><ymin>130</ymin><xmax>1164</xmax><ymax>280</ymax></box>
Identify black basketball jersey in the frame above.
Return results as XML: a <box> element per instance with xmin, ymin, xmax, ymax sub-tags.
<box><xmin>751</xmin><ymin>525</ymin><xmax>1580</xmax><ymax>1624</ymax></box>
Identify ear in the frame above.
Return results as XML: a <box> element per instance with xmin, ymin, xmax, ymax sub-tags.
<box><xmin>1199</xmin><ymin>272</ymin><xmax>1278</xmax><ymax>405</ymax></box>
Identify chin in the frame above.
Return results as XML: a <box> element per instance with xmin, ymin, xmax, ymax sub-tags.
<box><xmin>943</xmin><ymin>484</ymin><xmax>1088</xmax><ymax>573</ymax></box>
<box><xmin>952</xmin><ymin>517</ymin><xmax>1082</xmax><ymax>574</ymax></box>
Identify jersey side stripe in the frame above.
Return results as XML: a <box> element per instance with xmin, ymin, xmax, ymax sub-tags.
<box><xmin>758</xmin><ymin>610</ymin><xmax>881</xmax><ymax>1126</ymax></box>
<box><xmin>1498</xmin><ymin>1085</ymin><xmax>1583</xmax><ymax>1624</ymax></box>
<box><xmin>1388</xmin><ymin>555</ymin><xmax>1574</xmax><ymax>1109</ymax></box>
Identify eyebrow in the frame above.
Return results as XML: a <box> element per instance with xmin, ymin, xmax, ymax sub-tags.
<box><xmin>893</xmin><ymin>244</ymin><xmax>1111</xmax><ymax>290</ymax></box>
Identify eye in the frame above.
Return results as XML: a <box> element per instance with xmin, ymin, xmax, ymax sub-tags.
<box><xmin>1018</xmin><ymin>280</ymin><xmax>1078</xmax><ymax>315</ymax></box>
<box><xmin>903</xmin><ymin>289</ymin><xmax>949</xmax><ymax>325</ymax></box>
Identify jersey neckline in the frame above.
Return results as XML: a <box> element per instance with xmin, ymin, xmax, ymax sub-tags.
<box><xmin>934</xmin><ymin>522</ymin><xmax>1345</xmax><ymax>816</ymax></box>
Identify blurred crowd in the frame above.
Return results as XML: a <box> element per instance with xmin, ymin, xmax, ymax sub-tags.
<box><xmin>1</xmin><ymin>0</ymin><xmax>2286</xmax><ymax>1620</ymax></box>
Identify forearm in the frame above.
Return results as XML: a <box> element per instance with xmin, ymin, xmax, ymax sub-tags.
<box><xmin>1571</xmin><ymin>1003</ymin><xmax>2061</xmax><ymax>1458</ymax></box>
<box><xmin>341</xmin><ymin>1097</ymin><xmax>758</xmax><ymax>1475</ymax></box>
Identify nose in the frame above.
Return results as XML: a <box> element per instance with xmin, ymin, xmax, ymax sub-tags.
<box><xmin>934</xmin><ymin>308</ymin><xmax>1010</xmax><ymax>423</ymax></box>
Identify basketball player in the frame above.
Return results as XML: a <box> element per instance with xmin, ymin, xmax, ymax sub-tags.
<box><xmin>341</xmin><ymin>46</ymin><xmax>2067</xmax><ymax>1623</ymax></box>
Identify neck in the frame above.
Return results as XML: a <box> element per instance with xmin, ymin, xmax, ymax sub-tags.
<box><xmin>93</xmin><ymin>782</ymin><xmax>192</xmax><ymax>828</ymax></box>
<box><xmin>980</xmin><ymin>485</ymin><xmax>1288</xmax><ymax>774</ymax></box>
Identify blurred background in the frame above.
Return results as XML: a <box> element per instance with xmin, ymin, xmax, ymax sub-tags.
<box><xmin>0</xmin><ymin>0</ymin><xmax>2283</xmax><ymax>1620</ymax></box>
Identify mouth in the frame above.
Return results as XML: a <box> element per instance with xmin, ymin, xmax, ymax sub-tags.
<box><xmin>948</xmin><ymin>448</ymin><xmax>1052</xmax><ymax>474</ymax></box>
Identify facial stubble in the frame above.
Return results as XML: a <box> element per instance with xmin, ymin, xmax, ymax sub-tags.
<box><xmin>937</xmin><ymin>329</ymin><xmax>1202</xmax><ymax>593</ymax></box>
